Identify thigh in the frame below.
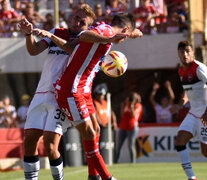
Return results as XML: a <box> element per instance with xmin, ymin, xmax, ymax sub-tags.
<box><xmin>56</xmin><ymin>92</ymin><xmax>91</xmax><ymax>124</ymax></box>
<box><xmin>90</xmin><ymin>113</ymin><xmax>100</xmax><ymax>135</ymax></box>
<box><xmin>198</xmin><ymin>120</ymin><xmax>207</xmax><ymax>144</ymax></box>
<box><xmin>175</xmin><ymin>130</ymin><xmax>193</xmax><ymax>145</ymax></box>
<box><xmin>84</xmin><ymin>93</ymin><xmax>96</xmax><ymax>114</ymax></box>
<box><xmin>76</xmin><ymin>119</ymin><xmax>95</xmax><ymax>140</ymax></box>
<box><xmin>178</xmin><ymin>113</ymin><xmax>198</xmax><ymax>137</ymax></box>
<box><xmin>25</xmin><ymin>102</ymin><xmax>47</xmax><ymax>131</ymax></box>
<box><xmin>200</xmin><ymin>142</ymin><xmax>207</xmax><ymax>157</ymax></box>
<box><xmin>44</xmin><ymin>102</ymin><xmax>70</xmax><ymax>135</ymax></box>
<box><xmin>127</xmin><ymin>127</ymin><xmax>138</xmax><ymax>144</ymax></box>
<box><xmin>118</xmin><ymin>129</ymin><xmax>127</xmax><ymax>143</ymax></box>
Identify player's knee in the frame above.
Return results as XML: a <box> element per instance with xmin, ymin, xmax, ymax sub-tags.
<box><xmin>85</xmin><ymin>127</ymin><xmax>96</xmax><ymax>140</ymax></box>
<box><xmin>43</xmin><ymin>140</ymin><xmax>58</xmax><ymax>157</ymax></box>
<box><xmin>175</xmin><ymin>145</ymin><xmax>186</xmax><ymax>152</ymax></box>
<box><xmin>174</xmin><ymin>135</ymin><xmax>186</xmax><ymax>146</ymax></box>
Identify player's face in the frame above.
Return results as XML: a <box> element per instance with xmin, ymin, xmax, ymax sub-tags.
<box><xmin>178</xmin><ymin>46</ymin><xmax>194</xmax><ymax>66</ymax></box>
<box><xmin>69</xmin><ymin>11</ymin><xmax>93</xmax><ymax>34</ymax></box>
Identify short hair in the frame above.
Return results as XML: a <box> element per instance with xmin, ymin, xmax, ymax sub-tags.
<box><xmin>26</xmin><ymin>2</ymin><xmax>34</xmax><ymax>9</ymax></box>
<box><xmin>111</xmin><ymin>13</ymin><xmax>136</xmax><ymax>31</ymax></box>
<box><xmin>77</xmin><ymin>3</ymin><xmax>96</xmax><ymax>21</ymax></box>
<box><xmin>177</xmin><ymin>40</ymin><xmax>193</xmax><ymax>50</ymax></box>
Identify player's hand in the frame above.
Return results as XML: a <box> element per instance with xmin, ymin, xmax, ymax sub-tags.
<box><xmin>33</xmin><ymin>28</ymin><xmax>52</xmax><ymax>38</ymax></box>
<box><xmin>109</xmin><ymin>33</ymin><xmax>128</xmax><ymax>44</ymax></box>
<box><xmin>18</xmin><ymin>18</ymin><xmax>33</xmax><ymax>36</ymax></box>
<box><xmin>153</xmin><ymin>82</ymin><xmax>160</xmax><ymax>91</ymax></box>
<box><xmin>164</xmin><ymin>80</ymin><xmax>172</xmax><ymax>89</ymax></box>
<box><xmin>129</xmin><ymin>28</ymin><xmax>143</xmax><ymax>39</ymax></box>
<box><xmin>201</xmin><ymin>109</ymin><xmax>207</xmax><ymax>126</ymax></box>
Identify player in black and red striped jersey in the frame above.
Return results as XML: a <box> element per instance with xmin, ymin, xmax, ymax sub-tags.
<box><xmin>18</xmin><ymin>4</ymin><xmax>96</xmax><ymax>180</ymax></box>
<box><xmin>175</xmin><ymin>41</ymin><xmax>207</xmax><ymax>180</ymax></box>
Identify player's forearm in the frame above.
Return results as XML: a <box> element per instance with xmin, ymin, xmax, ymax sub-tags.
<box><xmin>25</xmin><ymin>34</ymin><xmax>41</xmax><ymax>56</ymax></box>
<box><xmin>167</xmin><ymin>87</ymin><xmax>175</xmax><ymax>102</ymax></box>
<box><xmin>150</xmin><ymin>90</ymin><xmax>157</xmax><ymax>107</ymax></box>
<box><xmin>79</xmin><ymin>31</ymin><xmax>111</xmax><ymax>43</ymax></box>
<box><xmin>50</xmin><ymin>34</ymin><xmax>75</xmax><ymax>54</ymax></box>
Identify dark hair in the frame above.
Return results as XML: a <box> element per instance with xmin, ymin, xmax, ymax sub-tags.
<box><xmin>177</xmin><ymin>40</ymin><xmax>193</xmax><ymax>50</ymax></box>
<box><xmin>128</xmin><ymin>92</ymin><xmax>141</xmax><ymax>103</ymax></box>
<box><xmin>111</xmin><ymin>13</ymin><xmax>136</xmax><ymax>30</ymax></box>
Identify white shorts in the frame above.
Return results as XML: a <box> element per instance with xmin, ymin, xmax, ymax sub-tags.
<box><xmin>24</xmin><ymin>93</ymin><xmax>71</xmax><ymax>135</ymax></box>
<box><xmin>178</xmin><ymin>113</ymin><xmax>207</xmax><ymax>144</ymax></box>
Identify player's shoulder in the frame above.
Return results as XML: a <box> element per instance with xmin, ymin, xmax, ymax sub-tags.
<box><xmin>91</xmin><ymin>21</ymin><xmax>111</xmax><ymax>29</ymax></box>
<box><xmin>91</xmin><ymin>21</ymin><xmax>113</xmax><ymax>36</ymax></box>
<box><xmin>53</xmin><ymin>28</ymin><xmax>68</xmax><ymax>36</ymax></box>
<box><xmin>193</xmin><ymin>60</ymin><xmax>207</xmax><ymax>73</ymax></box>
<box><xmin>178</xmin><ymin>60</ymin><xmax>203</xmax><ymax>74</ymax></box>
<box><xmin>194</xmin><ymin>60</ymin><xmax>207</xmax><ymax>68</ymax></box>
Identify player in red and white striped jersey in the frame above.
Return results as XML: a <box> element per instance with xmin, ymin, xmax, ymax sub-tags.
<box><xmin>34</xmin><ymin>13</ymin><xmax>143</xmax><ymax>180</ymax></box>
<box><xmin>175</xmin><ymin>41</ymin><xmax>207</xmax><ymax>180</ymax></box>
<box><xmin>18</xmin><ymin>5</ymin><xmax>96</xmax><ymax>180</ymax></box>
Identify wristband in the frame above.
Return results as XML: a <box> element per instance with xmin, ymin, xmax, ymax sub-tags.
<box><xmin>25</xmin><ymin>32</ymin><xmax>32</xmax><ymax>36</ymax></box>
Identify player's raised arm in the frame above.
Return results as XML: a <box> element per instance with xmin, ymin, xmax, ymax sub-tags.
<box><xmin>33</xmin><ymin>28</ymin><xmax>78</xmax><ymax>54</ymax></box>
<box><xmin>79</xmin><ymin>30</ymin><xmax>128</xmax><ymax>44</ymax></box>
<box><xmin>18</xmin><ymin>18</ymin><xmax>47</xmax><ymax>56</ymax></box>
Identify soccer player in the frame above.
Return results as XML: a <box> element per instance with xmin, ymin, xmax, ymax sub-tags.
<box><xmin>18</xmin><ymin>5</ymin><xmax>96</xmax><ymax>180</ymax></box>
<box><xmin>34</xmin><ymin>13</ymin><xmax>143</xmax><ymax>180</ymax></box>
<box><xmin>175</xmin><ymin>40</ymin><xmax>207</xmax><ymax>180</ymax></box>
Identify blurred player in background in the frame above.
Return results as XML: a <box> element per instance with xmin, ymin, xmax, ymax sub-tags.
<box><xmin>34</xmin><ymin>12</ymin><xmax>143</xmax><ymax>180</ymax></box>
<box><xmin>18</xmin><ymin>5</ymin><xmax>95</xmax><ymax>180</ymax></box>
<box><xmin>115</xmin><ymin>92</ymin><xmax>143</xmax><ymax>163</ymax></box>
<box><xmin>175</xmin><ymin>40</ymin><xmax>207</xmax><ymax>180</ymax></box>
<box><xmin>17</xmin><ymin>94</ymin><xmax>30</xmax><ymax>128</ymax></box>
<box><xmin>93</xmin><ymin>83</ymin><xmax>117</xmax><ymax>130</ymax></box>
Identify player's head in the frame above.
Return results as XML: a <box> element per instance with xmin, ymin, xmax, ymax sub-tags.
<box><xmin>1</xmin><ymin>0</ymin><xmax>10</xmax><ymax>10</ymax></box>
<box><xmin>128</xmin><ymin>92</ymin><xmax>141</xmax><ymax>104</ymax></box>
<box><xmin>69</xmin><ymin>4</ymin><xmax>96</xmax><ymax>34</ymax></box>
<box><xmin>111</xmin><ymin>13</ymin><xmax>136</xmax><ymax>34</ymax></box>
<box><xmin>160</xmin><ymin>96</ymin><xmax>170</xmax><ymax>107</ymax></box>
<box><xmin>94</xmin><ymin>83</ymin><xmax>107</xmax><ymax>100</ymax></box>
<box><xmin>177</xmin><ymin>40</ymin><xmax>194</xmax><ymax>66</ymax></box>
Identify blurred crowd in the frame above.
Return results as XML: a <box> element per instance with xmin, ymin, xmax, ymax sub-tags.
<box><xmin>0</xmin><ymin>79</ymin><xmax>189</xmax><ymax>129</ymax></box>
<box><xmin>0</xmin><ymin>94</ymin><xmax>30</xmax><ymax>128</ymax></box>
<box><xmin>0</xmin><ymin>0</ymin><xmax>189</xmax><ymax>37</ymax></box>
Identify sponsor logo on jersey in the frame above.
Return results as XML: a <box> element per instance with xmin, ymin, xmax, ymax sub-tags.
<box><xmin>48</xmin><ymin>49</ymin><xmax>69</xmax><ymax>55</ymax></box>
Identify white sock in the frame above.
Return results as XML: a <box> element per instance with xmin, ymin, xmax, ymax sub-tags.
<box><xmin>50</xmin><ymin>157</ymin><xmax>64</xmax><ymax>180</ymax></box>
<box><xmin>178</xmin><ymin>149</ymin><xmax>196</xmax><ymax>179</ymax></box>
<box><xmin>24</xmin><ymin>156</ymin><xmax>40</xmax><ymax>180</ymax></box>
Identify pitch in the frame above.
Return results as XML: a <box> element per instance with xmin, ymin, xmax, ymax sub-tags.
<box><xmin>1</xmin><ymin>162</ymin><xmax>207</xmax><ymax>180</ymax></box>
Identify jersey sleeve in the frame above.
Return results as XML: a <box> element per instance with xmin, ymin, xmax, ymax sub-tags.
<box><xmin>92</xmin><ymin>24</ymin><xmax>114</xmax><ymax>37</ymax></box>
<box><xmin>41</xmin><ymin>28</ymin><xmax>56</xmax><ymax>45</ymax></box>
<box><xmin>196</xmin><ymin>62</ymin><xmax>207</xmax><ymax>83</ymax></box>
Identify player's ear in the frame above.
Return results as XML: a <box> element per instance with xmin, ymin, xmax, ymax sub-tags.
<box><xmin>121</xmin><ymin>27</ymin><xmax>129</xmax><ymax>33</ymax></box>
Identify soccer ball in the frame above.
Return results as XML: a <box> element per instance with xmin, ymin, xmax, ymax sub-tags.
<box><xmin>101</xmin><ymin>50</ymin><xmax>128</xmax><ymax>77</ymax></box>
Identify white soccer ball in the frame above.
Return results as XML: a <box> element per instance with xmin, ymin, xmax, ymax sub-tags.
<box><xmin>101</xmin><ymin>50</ymin><xmax>128</xmax><ymax>77</ymax></box>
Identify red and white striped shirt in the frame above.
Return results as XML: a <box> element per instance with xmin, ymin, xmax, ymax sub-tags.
<box><xmin>55</xmin><ymin>22</ymin><xmax>114</xmax><ymax>95</ymax></box>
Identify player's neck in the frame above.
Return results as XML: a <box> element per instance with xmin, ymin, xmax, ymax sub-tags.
<box><xmin>182</xmin><ymin>63</ymin><xmax>192</xmax><ymax>70</ymax></box>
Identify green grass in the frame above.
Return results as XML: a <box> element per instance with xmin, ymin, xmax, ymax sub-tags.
<box><xmin>0</xmin><ymin>162</ymin><xmax>207</xmax><ymax>180</ymax></box>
